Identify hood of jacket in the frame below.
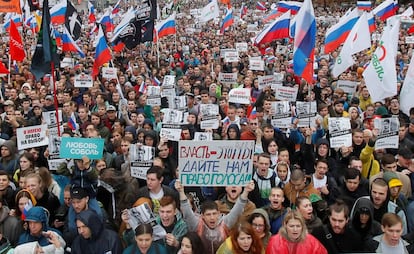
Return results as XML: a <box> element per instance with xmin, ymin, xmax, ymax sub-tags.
<box><xmin>25</xmin><ymin>206</ymin><xmax>49</xmax><ymax>230</ymax></box>
<box><xmin>250</xmin><ymin>208</ymin><xmax>270</xmax><ymax>230</ymax></box>
<box><xmin>0</xmin><ymin>140</ymin><xmax>16</xmax><ymax>157</ymax></box>
<box><xmin>351</xmin><ymin>197</ymin><xmax>375</xmax><ymax>231</ymax></box>
<box><xmin>76</xmin><ymin>209</ymin><xmax>103</xmax><ymax>240</ymax></box>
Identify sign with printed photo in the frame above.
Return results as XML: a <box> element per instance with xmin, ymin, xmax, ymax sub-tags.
<box><xmin>270</xmin><ymin>101</ymin><xmax>291</xmax><ymax>128</ymax></box>
<box><xmin>162</xmin><ymin>75</ymin><xmax>175</xmax><ymax>88</ymax></box>
<box><xmin>130</xmin><ymin>144</ymin><xmax>155</xmax><ymax>179</ymax></box>
<box><xmin>374</xmin><ymin>117</ymin><xmax>400</xmax><ymax>149</ymax></box>
<box><xmin>200</xmin><ymin>104</ymin><xmax>219</xmax><ymax>129</ymax></box>
<box><xmin>296</xmin><ymin>101</ymin><xmax>317</xmax><ymax>127</ymax></box>
<box><xmin>178</xmin><ymin>140</ymin><xmax>255</xmax><ymax>186</ymax></box>
<box><xmin>160</xmin><ymin>128</ymin><xmax>182</xmax><ymax>141</ymax></box>
<box><xmin>194</xmin><ymin>132</ymin><xmax>213</xmax><ymax>141</ymax></box>
<box><xmin>328</xmin><ymin>117</ymin><xmax>352</xmax><ymax>148</ymax></box>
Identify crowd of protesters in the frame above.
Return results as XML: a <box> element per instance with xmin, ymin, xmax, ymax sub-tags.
<box><xmin>0</xmin><ymin>0</ymin><xmax>414</xmax><ymax>253</ymax></box>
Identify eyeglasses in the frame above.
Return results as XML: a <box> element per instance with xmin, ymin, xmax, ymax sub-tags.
<box><xmin>249</xmin><ymin>122</ymin><xmax>258</xmax><ymax>125</ymax></box>
<box><xmin>252</xmin><ymin>223</ymin><xmax>265</xmax><ymax>229</ymax></box>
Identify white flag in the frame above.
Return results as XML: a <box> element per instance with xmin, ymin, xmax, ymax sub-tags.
<box><xmin>363</xmin><ymin>21</ymin><xmax>400</xmax><ymax>102</ymax></box>
<box><xmin>401</xmin><ymin>6</ymin><xmax>413</xmax><ymax>18</ymax></box>
<box><xmin>400</xmin><ymin>53</ymin><xmax>414</xmax><ymax>115</ymax></box>
<box><xmin>199</xmin><ymin>0</ymin><xmax>219</xmax><ymax>23</ymax></box>
<box><xmin>332</xmin><ymin>12</ymin><xmax>371</xmax><ymax>77</ymax></box>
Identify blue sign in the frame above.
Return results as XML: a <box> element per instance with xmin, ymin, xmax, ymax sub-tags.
<box><xmin>60</xmin><ymin>137</ymin><xmax>105</xmax><ymax>159</ymax></box>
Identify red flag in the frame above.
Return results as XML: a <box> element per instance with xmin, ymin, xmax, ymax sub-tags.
<box><xmin>408</xmin><ymin>25</ymin><xmax>414</xmax><ymax>35</ymax></box>
<box><xmin>9</xmin><ymin>20</ymin><xmax>25</xmax><ymax>62</ymax></box>
<box><xmin>0</xmin><ymin>62</ymin><xmax>9</xmax><ymax>74</ymax></box>
<box><xmin>0</xmin><ymin>0</ymin><xmax>21</xmax><ymax>13</ymax></box>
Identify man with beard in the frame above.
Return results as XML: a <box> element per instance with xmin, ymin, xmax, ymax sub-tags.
<box><xmin>312</xmin><ymin>200</ymin><xmax>365</xmax><ymax>253</ymax></box>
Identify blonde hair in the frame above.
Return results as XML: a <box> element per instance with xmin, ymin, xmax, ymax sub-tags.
<box><xmin>279</xmin><ymin>210</ymin><xmax>307</xmax><ymax>242</ymax></box>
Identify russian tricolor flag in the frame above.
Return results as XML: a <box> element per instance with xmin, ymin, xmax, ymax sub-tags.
<box><xmin>3</xmin><ymin>13</ymin><xmax>22</xmax><ymax>30</ymax></box>
<box><xmin>357</xmin><ymin>1</ymin><xmax>372</xmax><ymax>11</ymax></box>
<box><xmin>372</xmin><ymin>0</ymin><xmax>396</xmax><ymax>21</ymax></box>
<box><xmin>62</xmin><ymin>27</ymin><xmax>86</xmax><ymax>58</ymax></box>
<box><xmin>50</xmin><ymin>0</ymin><xmax>67</xmax><ymax>25</ymax></box>
<box><xmin>92</xmin><ymin>26</ymin><xmax>112</xmax><ymax>77</ymax></box>
<box><xmin>156</xmin><ymin>13</ymin><xmax>176</xmax><ymax>39</ymax></box>
<box><xmin>324</xmin><ymin>8</ymin><xmax>359</xmax><ymax>54</ymax></box>
<box><xmin>293</xmin><ymin>0</ymin><xmax>316</xmax><ymax>84</ymax></box>
<box><xmin>277</xmin><ymin>1</ymin><xmax>302</xmax><ymax>15</ymax></box>
<box><xmin>99</xmin><ymin>9</ymin><xmax>114</xmax><ymax>33</ymax></box>
<box><xmin>152</xmin><ymin>77</ymin><xmax>161</xmax><ymax>86</ymax></box>
<box><xmin>112</xmin><ymin>0</ymin><xmax>121</xmax><ymax>15</ymax></box>
<box><xmin>254</xmin><ymin>11</ymin><xmax>290</xmax><ymax>46</ymax></box>
<box><xmin>220</xmin><ymin>8</ymin><xmax>234</xmax><ymax>34</ymax></box>
<box><xmin>68</xmin><ymin>113</ymin><xmax>78</xmax><ymax>131</ymax></box>
<box><xmin>256</xmin><ymin>1</ymin><xmax>267</xmax><ymax>11</ymax></box>
<box><xmin>88</xmin><ymin>1</ymin><xmax>96</xmax><ymax>23</ymax></box>
<box><xmin>263</xmin><ymin>8</ymin><xmax>281</xmax><ymax>23</ymax></box>
<box><xmin>367</xmin><ymin>11</ymin><xmax>376</xmax><ymax>33</ymax></box>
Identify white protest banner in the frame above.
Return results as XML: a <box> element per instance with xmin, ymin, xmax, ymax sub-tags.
<box><xmin>101</xmin><ymin>67</ymin><xmax>118</xmax><ymax>79</ymax></box>
<box><xmin>228</xmin><ymin>87</ymin><xmax>251</xmax><ymax>104</ymax></box>
<box><xmin>224</xmin><ymin>51</ymin><xmax>239</xmax><ymax>63</ymax></box>
<box><xmin>274</xmin><ymin>72</ymin><xmax>284</xmax><ymax>82</ymax></box>
<box><xmin>406</xmin><ymin>36</ymin><xmax>414</xmax><ymax>44</ymax></box>
<box><xmin>235</xmin><ymin>42</ymin><xmax>248</xmax><ymax>52</ymax></box>
<box><xmin>74</xmin><ymin>73</ymin><xmax>93</xmax><ymax>88</ymax></box>
<box><xmin>129</xmin><ymin>144</ymin><xmax>155</xmax><ymax>179</ymax></box>
<box><xmin>48</xmin><ymin>158</ymin><xmax>68</xmax><ymax>171</ymax></box>
<box><xmin>374</xmin><ymin>117</ymin><xmax>400</xmax><ymax>149</ymax></box>
<box><xmin>60</xmin><ymin>57</ymin><xmax>74</xmax><ymax>68</ymax></box>
<box><xmin>258</xmin><ymin>75</ymin><xmax>278</xmax><ymax>90</ymax></box>
<box><xmin>162</xmin><ymin>75</ymin><xmax>175</xmax><ymax>88</ymax></box>
<box><xmin>336</xmin><ymin>80</ymin><xmax>358</xmax><ymax>94</ymax></box>
<box><xmin>179</xmin><ymin>140</ymin><xmax>254</xmax><ymax>186</ymax></box>
<box><xmin>146</xmin><ymin>86</ymin><xmax>161</xmax><ymax>106</ymax></box>
<box><xmin>275</xmin><ymin>85</ymin><xmax>299</xmax><ymax>102</ymax></box>
<box><xmin>249</xmin><ymin>58</ymin><xmax>264</xmax><ymax>71</ymax></box>
<box><xmin>16</xmin><ymin>124</ymin><xmax>49</xmax><ymax>150</ymax></box>
<box><xmin>296</xmin><ymin>101</ymin><xmax>318</xmax><ymax>127</ymax></box>
<box><xmin>270</xmin><ymin>101</ymin><xmax>291</xmax><ymax>128</ymax></box>
<box><xmin>218</xmin><ymin>72</ymin><xmax>238</xmax><ymax>84</ymax></box>
<box><xmin>247</xmin><ymin>24</ymin><xmax>258</xmax><ymax>33</ymax></box>
<box><xmin>220</xmin><ymin>48</ymin><xmax>237</xmax><ymax>58</ymax></box>
<box><xmin>328</xmin><ymin>117</ymin><xmax>352</xmax><ymax>148</ymax></box>
<box><xmin>200</xmin><ymin>104</ymin><xmax>219</xmax><ymax>129</ymax></box>
<box><xmin>194</xmin><ymin>132</ymin><xmax>213</xmax><ymax>141</ymax></box>
<box><xmin>160</xmin><ymin>128</ymin><xmax>182</xmax><ymax>141</ymax></box>
<box><xmin>161</xmin><ymin>88</ymin><xmax>176</xmax><ymax>97</ymax></box>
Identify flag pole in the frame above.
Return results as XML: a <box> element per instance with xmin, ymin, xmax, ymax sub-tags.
<box><xmin>156</xmin><ymin>30</ymin><xmax>160</xmax><ymax>68</ymax></box>
<box><xmin>51</xmin><ymin>62</ymin><xmax>61</xmax><ymax>137</ymax></box>
<box><xmin>7</xmin><ymin>54</ymin><xmax>11</xmax><ymax>85</ymax></box>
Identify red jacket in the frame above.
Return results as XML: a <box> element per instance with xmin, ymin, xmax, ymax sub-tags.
<box><xmin>266</xmin><ymin>233</ymin><xmax>327</xmax><ymax>254</ymax></box>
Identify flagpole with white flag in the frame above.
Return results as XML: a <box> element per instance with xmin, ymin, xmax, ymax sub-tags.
<box><xmin>400</xmin><ymin>53</ymin><xmax>414</xmax><ymax>115</ymax></box>
<box><xmin>199</xmin><ymin>0</ymin><xmax>219</xmax><ymax>23</ymax></box>
<box><xmin>332</xmin><ymin>12</ymin><xmax>371</xmax><ymax>77</ymax></box>
<box><xmin>363</xmin><ymin>20</ymin><xmax>400</xmax><ymax>102</ymax></box>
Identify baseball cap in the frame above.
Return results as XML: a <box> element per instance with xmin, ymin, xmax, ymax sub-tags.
<box><xmin>71</xmin><ymin>187</ymin><xmax>89</xmax><ymax>199</ymax></box>
<box><xmin>107</xmin><ymin>105</ymin><xmax>117</xmax><ymax>111</ymax></box>
<box><xmin>45</xmin><ymin>94</ymin><xmax>54</xmax><ymax>101</ymax></box>
<box><xmin>240</xmin><ymin>118</ymin><xmax>248</xmax><ymax>125</ymax></box>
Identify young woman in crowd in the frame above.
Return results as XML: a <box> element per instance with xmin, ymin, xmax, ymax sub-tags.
<box><xmin>266</xmin><ymin>210</ymin><xmax>327</xmax><ymax>254</ymax></box>
<box><xmin>177</xmin><ymin>232</ymin><xmax>206</xmax><ymax>254</ymax></box>
<box><xmin>216</xmin><ymin>221</ymin><xmax>264</xmax><ymax>254</ymax></box>
<box><xmin>123</xmin><ymin>223</ymin><xmax>167</xmax><ymax>254</ymax></box>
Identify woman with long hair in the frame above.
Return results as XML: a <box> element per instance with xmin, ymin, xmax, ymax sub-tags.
<box><xmin>248</xmin><ymin>209</ymin><xmax>271</xmax><ymax>247</ymax></box>
<box><xmin>266</xmin><ymin>210</ymin><xmax>327</xmax><ymax>254</ymax></box>
<box><xmin>123</xmin><ymin>223</ymin><xmax>167</xmax><ymax>254</ymax></box>
<box><xmin>217</xmin><ymin>221</ymin><xmax>264</xmax><ymax>254</ymax></box>
<box><xmin>295</xmin><ymin>197</ymin><xmax>323</xmax><ymax>233</ymax></box>
<box><xmin>177</xmin><ymin>232</ymin><xmax>206</xmax><ymax>254</ymax></box>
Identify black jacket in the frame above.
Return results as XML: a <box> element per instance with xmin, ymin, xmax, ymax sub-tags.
<box><xmin>71</xmin><ymin>210</ymin><xmax>123</xmax><ymax>254</ymax></box>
